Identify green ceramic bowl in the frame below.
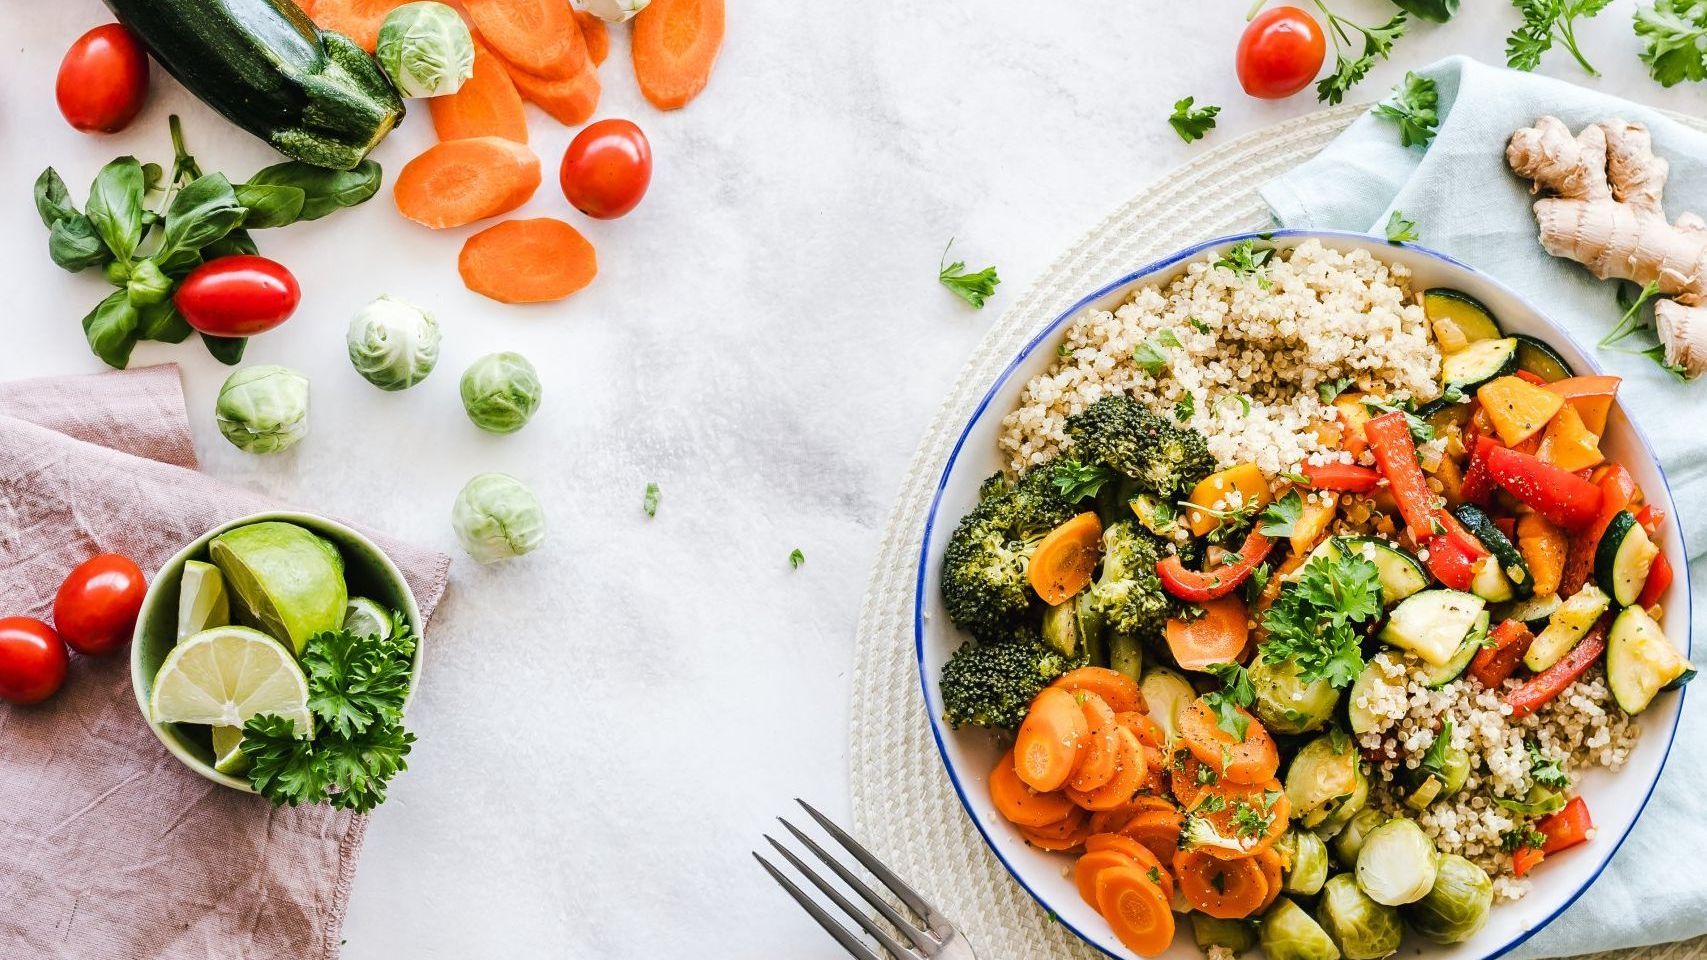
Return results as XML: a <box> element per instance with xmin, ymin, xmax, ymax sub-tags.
<box><xmin>129</xmin><ymin>511</ymin><xmax>424</xmax><ymax>792</ymax></box>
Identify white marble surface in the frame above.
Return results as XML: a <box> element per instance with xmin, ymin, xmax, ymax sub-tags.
<box><xmin>5</xmin><ymin>2</ymin><xmax>1704</xmax><ymax>957</ymax></box>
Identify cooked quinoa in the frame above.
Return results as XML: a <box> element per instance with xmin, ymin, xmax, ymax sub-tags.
<box><xmin>999</xmin><ymin>239</ymin><xmax>1441</xmax><ymax>476</ymax></box>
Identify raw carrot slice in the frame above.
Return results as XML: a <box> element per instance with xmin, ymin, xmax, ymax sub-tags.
<box><xmin>506</xmin><ymin>61</ymin><xmax>603</xmax><ymax>126</ymax></box>
<box><xmin>575</xmin><ymin>9</ymin><xmax>610</xmax><ymax>66</ymax></box>
<box><xmin>1015</xmin><ymin>687</ymin><xmax>1088</xmax><ymax>792</ymax></box>
<box><xmin>1029</xmin><ymin>512</ymin><xmax>1102</xmax><ymax>605</ymax></box>
<box><xmin>459</xmin><ymin>218</ymin><xmax>598</xmax><ymax>304</ymax></box>
<box><xmin>988</xmin><ymin>749</ymin><xmax>1076</xmax><ymax>828</ymax></box>
<box><xmin>394</xmin><ymin>137</ymin><xmax>541</xmax><ymax>229</ymax></box>
<box><xmin>464</xmin><ymin>0</ymin><xmax>586</xmax><ymax>77</ymax></box>
<box><xmin>1173</xmin><ymin>849</ymin><xmax>1267</xmax><ymax>919</ymax></box>
<box><xmin>309</xmin><ymin>0</ymin><xmax>410</xmax><ymax>52</ymax></box>
<box><xmin>431</xmin><ymin>39</ymin><xmax>529</xmax><ymax>143</ymax></box>
<box><xmin>1066</xmin><ymin>729</ymin><xmax>1146</xmax><ymax>811</ymax></box>
<box><xmin>1179</xmin><ymin>697</ymin><xmax>1279</xmax><ymax>785</ymax></box>
<box><xmin>1053</xmin><ymin>667</ymin><xmax>1144</xmax><ymax>714</ymax></box>
<box><xmin>631</xmin><ymin>0</ymin><xmax>725</xmax><ymax>109</ymax></box>
<box><xmin>1084</xmin><ymin>834</ymin><xmax>1174</xmax><ymax>901</ymax></box>
<box><xmin>1095</xmin><ymin>867</ymin><xmax>1176</xmax><ymax>957</ymax></box>
<box><xmin>1068</xmin><ymin>694</ymin><xmax>1120</xmax><ymax>793</ymax></box>
<box><xmin>1164</xmin><ymin>595</ymin><xmax>1251</xmax><ymax>670</ymax></box>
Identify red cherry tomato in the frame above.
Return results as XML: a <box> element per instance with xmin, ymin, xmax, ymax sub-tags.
<box><xmin>560</xmin><ymin>118</ymin><xmax>653</xmax><ymax>220</ymax></box>
<box><xmin>53</xmin><ymin>554</ymin><xmax>147</xmax><ymax>658</ymax></box>
<box><xmin>174</xmin><ymin>255</ymin><xmax>301</xmax><ymax>337</ymax></box>
<box><xmin>0</xmin><ymin>617</ymin><xmax>69</xmax><ymax>705</ymax></box>
<box><xmin>56</xmin><ymin>24</ymin><xmax>150</xmax><ymax>134</ymax></box>
<box><xmin>1236</xmin><ymin>6</ymin><xmax>1327</xmax><ymax>99</ymax></box>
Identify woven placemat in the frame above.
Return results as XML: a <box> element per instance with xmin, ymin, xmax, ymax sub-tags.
<box><xmin>847</xmin><ymin>102</ymin><xmax>1707</xmax><ymax>960</ymax></box>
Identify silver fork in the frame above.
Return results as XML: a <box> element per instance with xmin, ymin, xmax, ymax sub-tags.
<box><xmin>754</xmin><ymin>799</ymin><xmax>979</xmax><ymax>960</ymax></box>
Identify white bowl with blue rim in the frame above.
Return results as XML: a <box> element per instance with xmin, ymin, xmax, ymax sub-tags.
<box><xmin>913</xmin><ymin>230</ymin><xmax>1690</xmax><ymax>960</ymax></box>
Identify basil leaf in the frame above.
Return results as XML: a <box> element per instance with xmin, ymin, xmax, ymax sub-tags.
<box><xmin>157</xmin><ymin>173</ymin><xmax>246</xmax><ymax>273</ymax></box>
<box><xmin>235</xmin><ymin>183</ymin><xmax>307</xmax><ymax>229</ymax></box>
<box><xmin>245</xmin><ymin>159</ymin><xmax>383</xmax><ymax>221</ymax></box>
<box><xmin>137</xmin><ymin>299</ymin><xmax>193</xmax><ymax>343</ymax></box>
<box><xmin>201</xmin><ymin>333</ymin><xmax>247</xmax><ymax>365</ymax></box>
<box><xmin>82</xmin><ymin>290</ymin><xmax>141</xmax><ymax>369</ymax></box>
<box><xmin>34</xmin><ymin>168</ymin><xmax>78</xmax><ymax>228</ymax></box>
<box><xmin>126</xmin><ymin>259</ymin><xmax>174</xmax><ymax>307</ymax></box>
<box><xmin>48</xmin><ymin>215</ymin><xmax>112</xmax><ymax>272</ymax></box>
<box><xmin>1391</xmin><ymin>0</ymin><xmax>1457</xmax><ymax>22</ymax></box>
<box><xmin>86</xmin><ymin>157</ymin><xmax>145</xmax><ymax>262</ymax></box>
<box><xmin>141</xmin><ymin>162</ymin><xmax>165</xmax><ymax>195</ymax></box>
<box><xmin>206</xmin><ymin>228</ymin><xmax>259</xmax><ymax>259</ymax></box>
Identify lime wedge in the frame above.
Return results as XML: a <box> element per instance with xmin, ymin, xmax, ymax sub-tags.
<box><xmin>211</xmin><ymin>725</ymin><xmax>250</xmax><ymax>775</ymax></box>
<box><xmin>178</xmin><ymin>560</ymin><xmax>231</xmax><ymax>640</ymax></box>
<box><xmin>343</xmin><ymin>597</ymin><xmax>394</xmax><ymax>641</ymax></box>
<box><xmin>209</xmin><ymin>521</ymin><xmax>347</xmax><ymax>656</ymax></box>
<box><xmin>149</xmin><ymin>625</ymin><xmax>312</xmax><ymax>735</ymax></box>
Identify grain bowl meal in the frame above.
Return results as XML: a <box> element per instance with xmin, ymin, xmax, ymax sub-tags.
<box><xmin>935</xmin><ymin>238</ymin><xmax>1693</xmax><ymax>959</ymax></box>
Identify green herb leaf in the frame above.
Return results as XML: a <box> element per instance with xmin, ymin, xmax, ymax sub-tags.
<box><xmin>789</xmin><ymin>548</ymin><xmax>806</xmax><ymax>569</ymax></box>
<box><xmin>1318</xmin><ymin>376</ymin><xmax>1356</xmax><ymax>403</ymax></box>
<box><xmin>33</xmin><ymin>168</ymin><xmax>78</xmax><ymax>229</ymax></box>
<box><xmin>137</xmin><ymin>300</ymin><xmax>193</xmax><ymax>343</ymax></box>
<box><xmin>1134</xmin><ymin>338</ymin><xmax>1171</xmax><ymax>376</ymax></box>
<box><xmin>1258</xmin><ymin>489</ymin><xmax>1305</xmax><ymax>538</ymax></box>
<box><xmin>1315</xmin><ymin>10</ymin><xmax>1408</xmax><ymax>105</ymax></box>
<box><xmin>85</xmin><ymin>157</ymin><xmax>145</xmax><ymax>263</ymax></box>
<box><xmin>1214</xmin><ymin>240</ymin><xmax>1274</xmax><ymax>281</ymax></box>
<box><xmin>1053</xmin><ymin>458</ymin><xmax>1118</xmax><ymax>502</ymax></box>
<box><xmin>1174</xmin><ymin>392</ymin><xmax>1196</xmax><ymax>423</ymax></box>
<box><xmin>125</xmin><ymin>259</ymin><xmax>174</xmax><ymax>308</ymax></box>
<box><xmin>235</xmin><ymin>183</ymin><xmax>308</xmax><ymax>229</ymax></box>
<box><xmin>81</xmin><ymin>289</ymin><xmax>141</xmax><ymax>370</ymax></box>
<box><xmin>1507</xmin><ymin>0</ymin><xmax>1613</xmax><ymax>76</ymax></box>
<box><xmin>201</xmin><ymin>333</ymin><xmax>248</xmax><ymax>366</ymax></box>
<box><xmin>1391</xmin><ymin>0</ymin><xmax>1459</xmax><ymax>21</ymax></box>
<box><xmin>1189</xmin><ymin>317</ymin><xmax>1212</xmax><ymax>334</ymax></box>
<box><xmin>1636</xmin><ymin>0</ymin><xmax>1707</xmax><ymax>86</ymax></box>
<box><xmin>939</xmin><ymin>240</ymin><xmax>1001</xmax><ymax>309</ymax></box>
<box><xmin>1385</xmin><ymin>210</ymin><xmax>1420</xmax><ymax>243</ymax></box>
<box><xmin>1420</xmin><ymin>718</ymin><xmax>1456</xmax><ymax>778</ymax></box>
<box><xmin>1170</xmin><ymin>96</ymin><xmax>1221</xmax><ymax>143</ymax></box>
<box><xmin>1202</xmin><ymin>662</ymin><xmax>1256</xmax><ymax>741</ymax></box>
<box><xmin>1374</xmin><ymin>73</ymin><xmax>1439</xmax><ymax>148</ymax></box>
<box><xmin>1260</xmin><ymin>549</ymin><xmax>1383</xmax><ymax>687</ymax></box>
<box><xmin>245</xmin><ymin>159</ymin><xmax>384</xmax><ymax>221</ymax></box>
<box><xmin>643</xmin><ymin>482</ymin><xmax>661</xmax><ymax>517</ymax></box>
<box><xmin>47</xmin><ymin>215</ymin><xmax>112</xmax><ymax>273</ymax></box>
<box><xmin>1527</xmin><ymin>740</ymin><xmax>1570</xmax><ymax>789</ymax></box>
<box><xmin>156</xmin><ymin>173</ymin><xmax>247</xmax><ymax>275</ymax></box>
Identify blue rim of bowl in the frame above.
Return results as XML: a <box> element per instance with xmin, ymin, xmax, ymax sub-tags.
<box><xmin>911</xmin><ymin>228</ymin><xmax>1691</xmax><ymax>960</ymax></box>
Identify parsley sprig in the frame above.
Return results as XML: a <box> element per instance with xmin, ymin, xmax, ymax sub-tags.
<box><xmin>1170</xmin><ymin>97</ymin><xmax>1221</xmax><ymax>143</ymax></box>
<box><xmin>242</xmin><ymin>612</ymin><xmax>418</xmax><ymax>814</ymax></box>
<box><xmin>1527</xmin><ymin>740</ymin><xmax>1570</xmax><ymax>789</ymax></box>
<box><xmin>1202</xmin><ymin>662</ymin><xmax>1256</xmax><ymax>741</ymax></box>
<box><xmin>1053</xmin><ymin>458</ymin><xmax>1119</xmax><ymax>502</ymax></box>
<box><xmin>938</xmin><ymin>239</ymin><xmax>1001</xmax><ymax>309</ymax></box>
<box><xmin>1260</xmin><ymin>549</ymin><xmax>1383</xmax><ymax>688</ymax></box>
<box><xmin>1637</xmin><ymin>0</ymin><xmax>1707</xmax><ymax>86</ymax></box>
<box><xmin>1213</xmin><ymin>240</ymin><xmax>1275</xmax><ymax>288</ymax></box>
<box><xmin>1307</xmin><ymin>2</ymin><xmax>1409</xmax><ymax>104</ymax></box>
<box><xmin>1374</xmin><ymin>73</ymin><xmax>1439</xmax><ymax>148</ymax></box>
<box><xmin>1258</xmin><ymin>490</ymin><xmax>1305</xmax><ymax>539</ymax></box>
<box><xmin>1385</xmin><ymin>210</ymin><xmax>1420</xmax><ymax>244</ymax></box>
<box><xmin>1507</xmin><ymin>0</ymin><xmax>1612</xmax><ymax>76</ymax></box>
<box><xmin>1604</xmin><ymin>281</ymin><xmax>1689</xmax><ymax>380</ymax></box>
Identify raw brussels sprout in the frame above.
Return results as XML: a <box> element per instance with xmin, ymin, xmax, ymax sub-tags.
<box><xmin>215</xmin><ymin>365</ymin><xmax>310</xmax><ymax>454</ymax></box>
<box><xmin>347</xmin><ymin>295</ymin><xmax>441</xmax><ymax>391</ymax></box>
<box><xmin>1277</xmin><ymin>828</ymin><xmax>1330</xmax><ymax>896</ymax></box>
<box><xmin>1260</xmin><ymin>897</ymin><xmax>1342</xmax><ymax>960</ymax></box>
<box><xmin>1251</xmin><ymin>656</ymin><xmax>1341</xmax><ymax>734</ymax></box>
<box><xmin>1315</xmin><ymin>874</ymin><xmax>1402</xmax><ymax>960</ymax></box>
<box><xmin>1330</xmin><ymin>808</ymin><xmax>1388</xmax><ymax>869</ymax></box>
<box><xmin>1191</xmin><ymin>914</ymin><xmax>1259</xmax><ymax>955</ymax></box>
<box><xmin>581</xmin><ymin>0</ymin><xmax>651</xmax><ymax>22</ymax></box>
<box><xmin>461</xmin><ymin>351</ymin><xmax>541</xmax><ymax>434</ymax></box>
<box><xmin>452</xmin><ymin>473</ymin><xmax>545</xmax><ymax>563</ymax></box>
<box><xmin>1403</xmin><ymin>854</ymin><xmax>1494</xmax><ymax>944</ymax></box>
<box><xmin>1286</xmin><ymin>733</ymin><xmax>1368</xmax><ymax>830</ymax></box>
<box><xmin>1355</xmin><ymin>818</ymin><xmax>1438</xmax><ymax>906</ymax></box>
<box><xmin>376</xmin><ymin>2</ymin><xmax>474</xmax><ymax>98</ymax></box>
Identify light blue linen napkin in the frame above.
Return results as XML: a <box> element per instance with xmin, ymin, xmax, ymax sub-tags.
<box><xmin>1264</xmin><ymin>55</ymin><xmax>1707</xmax><ymax>959</ymax></box>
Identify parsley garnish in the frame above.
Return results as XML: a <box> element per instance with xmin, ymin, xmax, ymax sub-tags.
<box><xmin>1196</xmin><ymin>761</ymin><xmax>1221</xmax><ymax>786</ymax></box>
<box><xmin>1232</xmin><ymin>800</ymin><xmax>1272</xmax><ymax>838</ymax></box>
<box><xmin>1147</xmin><ymin>866</ymin><xmax>1163</xmax><ymax>883</ymax></box>
<box><xmin>1318</xmin><ymin>377</ymin><xmax>1356</xmax><ymax>403</ymax></box>
<box><xmin>1385</xmin><ymin>210</ymin><xmax>1420</xmax><ymax>244</ymax></box>
<box><xmin>1242</xmin><ymin>563</ymin><xmax>1272</xmax><ymax>605</ymax></box>
<box><xmin>1420</xmin><ymin>719</ymin><xmax>1456</xmax><ymax>779</ymax></box>
<box><xmin>1189</xmin><ymin>317</ymin><xmax>1212</xmax><ymax>334</ymax></box>
<box><xmin>1056</xmin><ymin>343</ymin><xmax>1074</xmax><ymax>358</ymax></box>
<box><xmin>1260</xmin><ymin>549</ymin><xmax>1383</xmax><ymax>687</ymax></box>
<box><xmin>1502</xmin><ymin>826</ymin><xmax>1548</xmax><ymax>853</ymax></box>
<box><xmin>1310</xmin><ymin>2</ymin><xmax>1409</xmax><ymax>104</ymax></box>
<box><xmin>1170</xmin><ymin>97</ymin><xmax>1221</xmax><ymax>143</ymax></box>
<box><xmin>1508</xmin><ymin>0</ymin><xmax>1612</xmax><ymax>75</ymax></box>
<box><xmin>1374</xmin><ymin>73</ymin><xmax>1440</xmax><ymax>147</ymax></box>
<box><xmin>1258</xmin><ymin>489</ymin><xmax>1305</xmax><ymax>538</ymax></box>
<box><xmin>1213</xmin><ymin>240</ymin><xmax>1274</xmax><ymax>284</ymax></box>
<box><xmin>789</xmin><ymin>548</ymin><xmax>806</xmax><ymax>569</ymax></box>
<box><xmin>1053</xmin><ymin>458</ymin><xmax>1118</xmax><ymax>502</ymax></box>
<box><xmin>1602</xmin><ymin>281</ymin><xmax>1688</xmax><ymax>378</ymax></box>
<box><xmin>1197</xmin><ymin>793</ymin><xmax>1229</xmax><ymax>814</ymax></box>
<box><xmin>938</xmin><ymin>239</ymin><xmax>1000</xmax><ymax>309</ymax></box>
<box><xmin>1202</xmin><ymin>662</ymin><xmax>1256</xmax><ymax>741</ymax></box>
<box><xmin>1174</xmin><ymin>392</ymin><xmax>1197</xmax><ymax>423</ymax></box>
<box><xmin>1637</xmin><ymin>0</ymin><xmax>1707</xmax><ymax>86</ymax></box>
<box><xmin>1134</xmin><ymin>338</ymin><xmax>1172</xmax><ymax>376</ymax></box>
<box><xmin>643</xmin><ymin>482</ymin><xmax>661</xmax><ymax>517</ymax></box>
<box><xmin>1158</xmin><ymin>328</ymin><xmax>1183</xmax><ymax>349</ymax></box>
<box><xmin>1363</xmin><ymin>397</ymin><xmax>1435</xmax><ymax>444</ymax></box>
<box><xmin>1527</xmin><ymin>740</ymin><xmax>1570</xmax><ymax>789</ymax></box>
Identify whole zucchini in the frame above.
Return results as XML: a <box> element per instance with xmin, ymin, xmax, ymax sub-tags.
<box><xmin>103</xmin><ymin>0</ymin><xmax>404</xmax><ymax>171</ymax></box>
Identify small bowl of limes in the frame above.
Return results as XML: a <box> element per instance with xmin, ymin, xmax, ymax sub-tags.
<box><xmin>130</xmin><ymin>512</ymin><xmax>423</xmax><ymax>793</ymax></box>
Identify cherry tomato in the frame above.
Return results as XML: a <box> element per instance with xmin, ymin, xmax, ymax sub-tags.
<box><xmin>0</xmin><ymin>617</ymin><xmax>69</xmax><ymax>705</ymax></box>
<box><xmin>1236</xmin><ymin>6</ymin><xmax>1327</xmax><ymax>99</ymax></box>
<box><xmin>56</xmin><ymin>24</ymin><xmax>150</xmax><ymax>134</ymax></box>
<box><xmin>560</xmin><ymin>119</ymin><xmax>652</xmax><ymax>220</ymax></box>
<box><xmin>174</xmin><ymin>255</ymin><xmax>301</xmax><ymax>337</ymax></box>
<box><xmin>54</xmin><ymin>554</ymin><xmax>147</xmax><ymax>658</ymax></box>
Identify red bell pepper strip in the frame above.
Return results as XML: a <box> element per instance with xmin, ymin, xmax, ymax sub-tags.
<box><xmin>1485</xmin><ymin>445</ymin><xmax>1604</xmax><ymax>531</ymax></box>
<box><xmin>1636</xmin><ymin>503</ymin><xmax>1666</xmax><ymax>537</ymax></box>
<box><xmin>1156</xmin><ymin>528</ymin><xmax>1274</xmax><ymax>602</ymax></box>
<box><xmin>1437</xmin><ymin>510</ymin><xmax>1490</xmax><ymax>559</ymax></box>
<box><xmin>1301</xmin><ymin>460</ymin><xmax>1382</xmax><ymax>493</ymax></box>
<box><xmin>1460</xmin><ymin>436</ymin><xmax>1500</xmax><ymax>507</ymax></box>
<box><xmin>1539</xmin><ymin>796</ymin><xmax>1594</xmax><ymax>855</ymax></box>
<box><xmin>1364</xmin><ymin>411</ymin><xmax>1438</xmax><ymax>542</ymax></box>
<box><xmin>1637</xmin><ymin>551</ymin><xmax>1674</xmax><ymax>608</ymax></box>
<box><xmin>1493</xmin><ymin>515</ymin><xmax>1516</xmax><ymax>539</ymax></box>
<box><xmin>1423</xmin><ymin>535</ymin><xmax>1478</xmax><ymax>591</ymax></box>
<box><xmin>1469</xmin><ymin>619</ymin><xmax>1535</xmax><ymax>688</ymax></box>
<box><xmin>1560</xmin><ymin>465</ymin><xmax>1638</xmax><ymax>595</ymax></box>
<box><xmin>1506</xmin><ymin>615</ymin><xmax>1610</xmax><ymax>719</ymax></box>
<box><xmin>1512</xmin><ymin>845</ymin><xmax>1546</xmax><ymax>877</ymax></box>
<box><xmin>1513</xmin><ymin>369</ymin><xmax>1549</xmax><ymax>385</ymax></box>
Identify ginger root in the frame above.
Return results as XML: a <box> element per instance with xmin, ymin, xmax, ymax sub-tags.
<box><xmin>1507</xmin><ymin>116</ymin><xmax>1707</xmax><ymax>379</ymax></box>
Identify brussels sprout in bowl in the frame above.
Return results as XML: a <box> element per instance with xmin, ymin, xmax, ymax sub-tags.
<box><xmin>912</xmin><ymin>230</ymin><xmax>1691</xmax><ymax>960</ymax></box>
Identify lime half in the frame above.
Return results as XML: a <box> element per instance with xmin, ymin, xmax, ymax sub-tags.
<box><xmin>209</xmin><ymin>521</ymin><xmax>347</xmax><ymax>656</ymax></box>
<box><xmin>149</xmin><ymin>625</ymin><xmax>312</xmax><ymax>735</ymax></box>
<box><xmin>343</xmin><ymin>597</ymin><xmax>394</xmax><ymax>641</ymax></box>
<box><xmin>178</xmin><ymin>560</ymin><xmax>231</xmax><ymax>640</ymax></box>
<box><xmin>211</xmin><ymin>725</ymin><xmax>250</xmax><ymax>775</ymax></box>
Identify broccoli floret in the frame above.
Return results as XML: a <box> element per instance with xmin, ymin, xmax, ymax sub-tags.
<box><xmin>1065</xmin><ymin>395</ymin><xmax>1215</xmax><ymax>498</ymax></box>
<box><xmin>940</xmin><ymin>633</ymin><xmax>1082</xmax><ymax>730</ymax></box>
<box><xmin>1085</xmin><ymin>520</ymin><xmax>1172</xmax><ymax>642</ymax></box>
<box><xmin>940</xmin><ymin>467</ymin><xmax>1076</xmax><ymax>641</ymax></box>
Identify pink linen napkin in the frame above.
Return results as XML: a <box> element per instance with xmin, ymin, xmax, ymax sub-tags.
<box><xmin>0</xmin><ymin>365</ymin><xmax>451</xmax><ymax>960</ymax></box>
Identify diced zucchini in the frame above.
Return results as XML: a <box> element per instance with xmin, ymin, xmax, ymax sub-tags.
<box><xmin>1499</xmin><ymin>592</ymin><xmax>1561</xmax><ymax>625</ymax></box>
<box><xmin>1425</xmin><ymin>289</ymin><xmax>1503</xmax><ymax>348</ymax></box>
<box><xmin>1347</xmin><ymin>659</ymin><xmax>1403</xmax><ymax>735</ymax></box>
<box><xmin>1607</xmin><ymin>605</ymin><xmax>1695</xmax><ymax>714</ymax></box>
<box><xmin>1453</xmin><ymin>505</ymin><xmax>1533</xmax><ymax>598</ymax></box>
<box><xmin>1513</xmin><ymin>333</ymin><xmax>1574</xmax><ymax>383</ymax></box>
<box><xmin>1469</xmin><ymin>557</ymin><xmax>1517</xmax><ymax>603</ymax></box>
<box><xmin>1422</xmin><ymin>612</ymin><xmax>1488</xmax><ymax>687</ymax></box>
<box><xmin>1441</xmin><ymin>338</ymin><xmax>1519</xmax><ymax>392</ymax></box>
<box><xmin>1378</xmin><ymin>590</ymin><xmax>1487</xmax><ymax>666</ymax></box>
<box><xmin>1307</xmin><ymin>537</ymin><xmax>1430</xmax><ymax>606</ymax></box>
<box><xmin>1595</xmin><ymin>510</ymin><xmax>1660</xmax><ymax>607</ymax></box>
<box><xmin>1139</xmin><ymin>666</ymin><xmax>1197</xmax><ymax>744</ymax></box>
<box><xmin>1524</xmin><ymin>583</ymin><xmax>1611</xmax><ymax>672</ymax></box>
